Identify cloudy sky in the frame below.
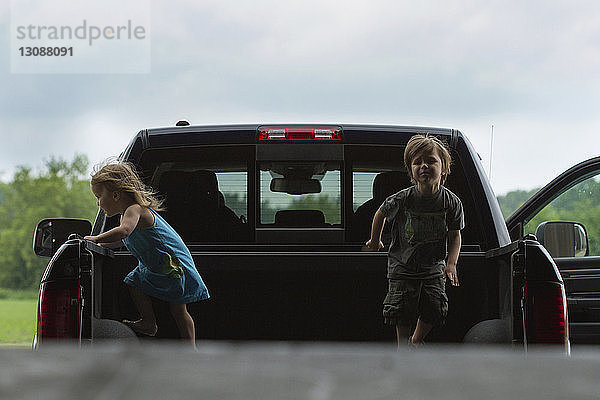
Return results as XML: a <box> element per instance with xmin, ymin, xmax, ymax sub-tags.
<box><xmin>1</xmin><ymin>0</ymin><xmax>599</xmax><ymax>195</ymax></box>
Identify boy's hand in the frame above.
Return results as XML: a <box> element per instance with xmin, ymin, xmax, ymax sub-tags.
<box><xmin>84</xmin><ymin>235</ymin><xmax>98</xmax><ymax>243</ymax></box>
<box><xmin>363</xmin><ymin>239</ymin><xmax>384</xmax><ymax>252</ymax></box>
<box><xmin>444</xmin><ymin>263</ymin><xmax>459</xmax><ymax>286</ymax></box>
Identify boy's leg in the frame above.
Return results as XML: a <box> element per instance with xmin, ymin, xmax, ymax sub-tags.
<box><xmin>169</xmin><ymin>302</ymin><xmax>196</xmax><ymax>347</ymax></box>
<box><xmin>384</xmin><ymin>279</ymin><xmax>419</xmax><ymax>349</ymax></box>
<box><xmin>125</xmin><ymin>285</ymin><xmax>158</xmax><ymax>336</ymax></box>
<box><xmin>413</xmin><ymin>276</ymin><xmax>448</xmax><ymax>345</ymax></box>
<box><xmin>395</xmin><ymin>325</ymin><xmax>411</xmax><ymax>348</ymax></box>
<box><xmin>411</xmin><ymin>319</ymin><xmax>433</xmax><ymax>345</ymax></box>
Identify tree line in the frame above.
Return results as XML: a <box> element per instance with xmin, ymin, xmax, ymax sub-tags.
<box><xmin>0</xmin><ymin>155</ymin><xmax>598</xmax><ymax>290</ymax></box>
<box><xmin>0</xmin><ymin>155</ymin><xmax>98</xmax><ymax>290</ymax></box>
<box><xmin>497</xmin><ymin>178</ymin><xmax>600</xmax><ymax>256</ymax></box>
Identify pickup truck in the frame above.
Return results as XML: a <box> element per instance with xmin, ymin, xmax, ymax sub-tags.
<box><xmin>32</xmin><ymin>124</ymin><xmax>574</xmax><ymax>352</ymax></box>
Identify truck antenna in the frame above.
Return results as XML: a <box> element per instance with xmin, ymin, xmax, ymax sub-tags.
<box><xmin>489</xmin><ymin>124</ymin><xmax>494</xmax><ymax>180</ymax></box>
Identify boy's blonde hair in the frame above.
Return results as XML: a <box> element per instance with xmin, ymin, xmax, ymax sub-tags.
<box><xmin>91</xmin><ymin>160</ymin><xmax>164</xmax><ymax>211</ymax></box>
<box><xmin>404</xmin><ymin>134</ymin><xmax>452</xmax><ymax>185</ymax></box>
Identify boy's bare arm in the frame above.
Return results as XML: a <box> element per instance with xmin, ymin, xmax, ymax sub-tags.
<box><xmin>364</xmin><ymin>209</ymin><xmax>386</xmax><ymax>251</ymax></box>
<box><xmin>445</xmin><ymin>230</ymin><xmax>461</xmax><ymax>286</ymax></box>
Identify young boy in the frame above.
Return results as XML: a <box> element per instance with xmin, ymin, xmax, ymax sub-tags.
<box><xmin>365</xmin><ymin>134</ymin><xmax>464</xmax><ymax>347</ymax></box>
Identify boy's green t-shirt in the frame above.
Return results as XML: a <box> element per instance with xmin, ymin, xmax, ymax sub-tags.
<box><xmin>379</xmin><ymin>185</ymin><xmax>464</xmax><ymax>280</ymax></box>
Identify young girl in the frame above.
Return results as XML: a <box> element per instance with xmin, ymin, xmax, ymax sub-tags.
<box><xmin>84</xmin><ymin>161</ymin><xmax>209</xmax><ymax>347</ymax></box>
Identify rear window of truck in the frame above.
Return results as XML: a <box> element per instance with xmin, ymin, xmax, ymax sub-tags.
<box><xmin>109</xmin><ymin>141</ymin><xmax>483</xmax><ymax>247</ymax></box>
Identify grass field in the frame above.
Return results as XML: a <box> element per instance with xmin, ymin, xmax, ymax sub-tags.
<box><xmin>0</xmin><ymin>290</ymin><xmax>37</xmax><ymax>346</ymax></box>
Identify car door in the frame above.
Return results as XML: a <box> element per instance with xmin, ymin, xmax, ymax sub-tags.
<box><xmin>507</xmin><ymin>156</ymin><xmax>600</xmax><ymax>344</ymax></box>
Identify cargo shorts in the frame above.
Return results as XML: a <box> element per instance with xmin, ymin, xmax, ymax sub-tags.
<box><xmin>382</xmin><ymin>276</ymin><xmax>448</xmax><ymax>327</ymax></box>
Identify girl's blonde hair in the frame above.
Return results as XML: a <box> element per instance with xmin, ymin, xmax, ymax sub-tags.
<box><xmin>91</xmin><ymin>160</ymin><xmax>164</xmax><ymax>211</ymax></box>
<box><xmin>404</xmin><ymin>134</ymin><xmax>452</xmax><ymax>185</ymax></box>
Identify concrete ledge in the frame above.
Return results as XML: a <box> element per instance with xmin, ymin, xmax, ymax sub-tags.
<box><xmin>1</xmin><ymin>343</ymin><xmax>599</xmax><ymax>399</ymax></box>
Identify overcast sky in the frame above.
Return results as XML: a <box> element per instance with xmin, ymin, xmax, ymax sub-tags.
<box><xmin>1</xmin><ymin>0</ymin><xmax>599</xmax><ymax>195</ymax></box>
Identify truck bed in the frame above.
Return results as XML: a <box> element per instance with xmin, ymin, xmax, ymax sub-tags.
<box><xmin>96</xmin><ymin>247</ymin><xmax>509</xmax><ymax>343</ymax></box>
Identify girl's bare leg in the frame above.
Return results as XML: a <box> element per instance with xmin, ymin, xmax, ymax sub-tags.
<box><xmin>124</xmin><ymin>285</ymin><xmax>158</xmax><ymax>336</ymax></box>
<box><xmin>169</xmin><ymin>303</ymin><xmax>196</xmax><ymax>348</ymax></box>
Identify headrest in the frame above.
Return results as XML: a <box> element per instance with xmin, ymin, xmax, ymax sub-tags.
<box><xmin>274</xmin><ymin>210</ymin><xmax>325</xmax><ymax>227</ymax></box>
<box><xmin>159</xmin><ymin>170</ymin><xmax>219</xmax><ymax>193</ymax></box>
<box><xmin>194</xmin><ymin>170</ymin><xmax>218</xmax><ymax>193</ymax></box>
<box><xmin>373</xmin><ymin>171</ymin><xmax>411</xmax><ymax>201</ymax></box>
<box><xmin>159</xmin><ymin>171</ymin><xmax>195</xmax><ymax>191</ymax></box>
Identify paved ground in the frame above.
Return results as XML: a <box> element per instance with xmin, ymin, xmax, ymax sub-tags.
<box><xmin>1</xmin><ymin>342</ymin><xmax>599</xmax><ymax>399</ymax></box>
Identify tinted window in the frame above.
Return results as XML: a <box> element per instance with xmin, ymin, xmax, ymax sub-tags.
<box><xmin>346</xmin><ymin>145</ymin><xmax>481</xmax><ymax>246</ymax></box>
<box><xmin>525</xmin><ymin>173</ymin><xmax>600</xmax><ymax>256</ymax></box>
<box><xmin>259</xmin><ymin>161</ymin><xmax>341</xmax><ymax>226</ymax></box>
<box><xmin>137</xmin><ymin>146</ymin><xmax>252</xmax><ymax>243</ymax></box>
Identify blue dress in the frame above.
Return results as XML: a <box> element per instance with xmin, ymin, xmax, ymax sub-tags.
<box><xmin>122</xmin><ymin>208</ymin><xmax>210</xmax><ymax>304</ymax></box>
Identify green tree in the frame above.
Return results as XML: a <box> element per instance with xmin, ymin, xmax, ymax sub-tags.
<box><xmin>498</xmin><ymin>178</ymin><xmax>600</xmax><ymax>256</ymax></box>
<box><xmin>222</xmin><ymin>192</ymin><xmax>248</xmax><ymax>220</ymax></box>
<box><xmin>290</xmin><ymin>194</ymin><xmax>341</xmax><ymax>224</ymax></box>
<box><xmin>496</xmin><ymin>188</ymin><xmax>539</xmax><ymax>219</ymax></box>
<box><xmin>0</xmin><ymin>182</ymin><xmax>7</xmax><ymax>204</ymax></box>
<box><xmin>0</xmin><ymin>155</ymin><xmax>98</xmax><ymax>290</ymax></box>
<box><xmin>523</xmin><ymin>178</ymin><xmax>600</xmax><ymax>256</ymax></box>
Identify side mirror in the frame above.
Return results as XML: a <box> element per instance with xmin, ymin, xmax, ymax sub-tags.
<box><xmin>535</xmin><ymin>221</ymin><xmax>589</xmax><ymax>258</ymax></box>
<box><xmin>33</xmin><ymin>218</ymin><xmax>92</xmax><ymax>257</ymax></box>
<box><xmin>270</xmin><ymin>178</ymin><xmax>321</xmax><ymax>195</ymax></box>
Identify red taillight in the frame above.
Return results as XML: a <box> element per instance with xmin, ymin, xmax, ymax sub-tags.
<box><xmin>37</xmin><ymin>281</ymin><xmax>80</xmax><ymax>341</ymax></box>
<box><xmin>258</xmin><ymin>126</ymin><xmax>342</xmax><ymax>141</ymax></box>
<box><xmin>525</xmin><ymin>281</ymin><xmax>569</xmax><ymax>346</ymax></box>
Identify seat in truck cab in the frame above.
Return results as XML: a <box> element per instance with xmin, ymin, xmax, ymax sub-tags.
<box><xmin>274</xmin><ymin>210</ymin><xmax>328</xmax><ymax>227</ymax></box>
<box><xmin>350</xmin><ymin>171</ymin><xmax>412</xmax><ymax>244</ymax></box>
<box><xmin>158</xmin><ymin>170</ymin><xmax>241</xmax><ymax>242</ymax></box>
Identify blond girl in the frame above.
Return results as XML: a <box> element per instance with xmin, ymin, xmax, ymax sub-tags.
<box><xmin>85</xmin><ymin>162</ymin><xmax>209</xmax><ymax>347</ymax></box>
